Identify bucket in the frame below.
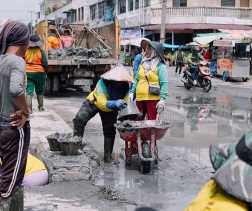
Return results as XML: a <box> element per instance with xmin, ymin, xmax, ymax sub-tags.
<box><xmin>118</xmin><ymin>101</ymin><xmax>142</xmax><ymax>121</ymax></box>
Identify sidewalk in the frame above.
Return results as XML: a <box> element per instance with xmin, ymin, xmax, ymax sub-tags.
<box><xmin>25</xmin><ymin>110</ymin><xmax>120</xmax><ymax>211</ymax></box>
<box><xmin>29</xmin><ymin>110</ymin><xmax>72</xmax><ymax>151</ymax></box>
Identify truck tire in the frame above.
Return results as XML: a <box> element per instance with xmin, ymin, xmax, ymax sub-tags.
<box><xmin>45</xmin><ymin>74</ymin><xmax>60</xmax><ymax>96</ymax></box>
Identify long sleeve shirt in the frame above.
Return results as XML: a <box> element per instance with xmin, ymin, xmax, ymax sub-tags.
<box><xmin>0</xmin><ymin>54</ymin><xmax>26</xmax><ymax>122</ymax></box>
<box><xmin>133</xmin><ymin>54</ymin><xmax>142</xmax><ymax>79</ymax></box>
<box><xmin>86</xmin><ymin>79</ymin><xmax>128</xmax><ymax>112</ymax></box>
<box><xmin>130</xmin><ymin>63</ymin><xmax>168</xmax><ymax>101</ymax></box>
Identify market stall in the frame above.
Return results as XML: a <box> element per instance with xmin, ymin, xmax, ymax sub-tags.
<box><xmin>213</xmin><ymin>39</ymin><xmax>251</xmax><ymax>81</ymax></box>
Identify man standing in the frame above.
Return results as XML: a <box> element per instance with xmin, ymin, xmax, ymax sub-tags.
<box><xmin>60</xmin><ymin>29</ymin><xmax>74</xmax><ymax>49</ymax></box>
<box><xmin>25</xmin><ymin>34</ymin><xmax>48</xmax><ymax>112</ymax></box>
<box><xmin>0</xmin><ymin>21</ymin><xmax>30</xmax><ymax>199</ymax></box>
<box><xmin>175</xmin><ymin>48</ymin><xmax>184</xmax><ymax>75</ymax></box>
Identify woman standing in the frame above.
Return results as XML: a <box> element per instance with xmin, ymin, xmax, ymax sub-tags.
<box><xmin>0</xmin><ymin>20</ymin><xmax>30</xmax><ymax>199</ymax></box>
<box><xmin>129</xmin><ymin>40</ymin><xmax>168</xmax><ymax>120</ymax></box>
<box><xmin>25</xmin><ymin>35</ymin><xmax>48</xmax><ymax>112</ymax></box>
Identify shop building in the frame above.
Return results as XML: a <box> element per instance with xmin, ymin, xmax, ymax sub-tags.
<box><xmin>39</xmin><ymin>0</ymin><xmax>252</xmax><ymax>44</ymax></box>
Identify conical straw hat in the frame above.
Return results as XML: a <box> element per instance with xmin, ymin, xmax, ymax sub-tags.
<box><xmin>101</xmin><ymin>65</ymin><xmax>132</xmax><ymax>82</ymax></box>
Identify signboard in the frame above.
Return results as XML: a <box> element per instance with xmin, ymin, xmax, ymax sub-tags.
<box><xmin>121</xmin><ymin>28</ymin><xmax>141</xmax><ymax>40</ymax></box>
<box><xmin>217</xmin><ymin>58</ymin><xmax>233</xmax><ymax>72</ymax></box>
<box><xmin>44</xmin><ymin>0</ymin><xmax>72</xmax><ymax>15</ymax></box>
<box><xmin>213</xmin><ymin>40</ymin><xmax>233</xmax><ymax>47</ymax></box>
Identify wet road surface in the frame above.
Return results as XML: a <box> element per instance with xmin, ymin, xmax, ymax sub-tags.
<box><xmin>39</xmin><ymin>70</ymin><xmax>252</xmax><ymax>210</ymax></box>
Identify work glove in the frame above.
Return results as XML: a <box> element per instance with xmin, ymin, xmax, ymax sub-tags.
<box><xmin>107</xmin><ymin>99</ymin><xmax>127</xmax><ymax>110</ymax></box>
<box><xmin>129</xmin><ymin>93</ymin><xmax>135</xmax><ymax>102</ymax></box>
<box><xmin>156</xmin><ymin>100</ymin><xmax>166</xmax><ymax>114</ymax></box>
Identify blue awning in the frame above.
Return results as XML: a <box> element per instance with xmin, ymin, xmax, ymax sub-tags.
<box><xmin>163</xmin><ymin>43</ymin><xmax>188</xmax><ymax>49</ymax></box>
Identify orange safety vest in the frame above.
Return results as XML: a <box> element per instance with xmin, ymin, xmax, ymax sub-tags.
<box><xmin>25</xmin><ymin>48</ymin><xmax>45</xmax><ymax>73</ymax></box>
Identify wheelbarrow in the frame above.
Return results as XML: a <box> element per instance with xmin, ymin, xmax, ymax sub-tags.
<box><xmin>115</xmin><ymin>120</ymin><xmax>170</xmax><ymax>174</ymax></box>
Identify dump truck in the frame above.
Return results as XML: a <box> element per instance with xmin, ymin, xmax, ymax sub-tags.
<box><xmin>35</xmin><ymin>20</ymin><xmax>120</xmax><ymax>95</ymax></box>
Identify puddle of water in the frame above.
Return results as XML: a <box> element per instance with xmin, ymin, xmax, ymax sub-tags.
<box><xmin>164</xmin><ymin>95</ymin><xmax>252</xmax><ymax>147</ymax></box>
<box><xmin>92</xmin><ymin>93</ymin><xmax>252</xmax><ymax>210</ymax></box>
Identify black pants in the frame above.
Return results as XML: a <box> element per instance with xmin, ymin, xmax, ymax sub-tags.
<box><xmin>0</xmin><ymin>122</ymin><xmax>30</xmax><ymax>199</ymax></box>
<box><xmin>73</xmin><ymin>100</ymin><xmax>118</xmax><ymax>140</ymax></box>
<box><xmin>175</xmin><ymin>62</ymin><xmax>183</xmax><ymax>74</ymax></box>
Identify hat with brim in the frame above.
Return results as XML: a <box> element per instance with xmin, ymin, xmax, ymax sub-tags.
<box><xmin>213</xmin><ymin>132</ymin><xmax>252</xmax><ymax>203</ymax></box>
<box><xmin>140</xmin><ymin>38</ymin><xmax>151</xmax><ymax>49</ymax></box>
<box><xmin>29</xmin><ymin>34</ymin><xmax>42</xmax><ymax>48</ymax></box>
<box><xmin>143</xmin><ymin>39</ymin><xmax>166</xmax><ymax>63</ymax></box>
<box><xmin>100</xmin><ymin>65</ymin><xmax>132</xmax><ymax>82</ymax></box>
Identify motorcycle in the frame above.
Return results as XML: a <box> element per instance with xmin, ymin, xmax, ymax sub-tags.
<box><xmin>181</xmin><ymin>62</ymin><xmax>212</xmax><ymax>92</ymax></box>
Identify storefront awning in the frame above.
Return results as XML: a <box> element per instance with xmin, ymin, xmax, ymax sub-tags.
<box><xmin>144</xmin><ymin>24</ymin><xmax>252</xmax><ymax>32</ymax></box>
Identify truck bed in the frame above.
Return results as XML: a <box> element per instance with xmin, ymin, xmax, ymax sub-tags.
<box><xmin>48</xmin><ymin>58</ymin><xmax>116</xmax><ymax>66</ymax></box>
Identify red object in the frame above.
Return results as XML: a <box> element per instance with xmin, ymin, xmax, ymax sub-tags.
<box><xmin>116</xmin><ymin>120</ymin><xmax>170</xmax><ymax>168</ymax></box>
<box><xmin>61</xmin><ymin>36</ymin><xmax>74</xmax><ymax>48</ymax></box>
<box><xmin>136</xmin><ymin>100</ymin><xmax>158</xmax><ymax>120</ymax></box>
<box><xmin>203</xmin><ymin>49</ymin><xmax>212</xmax><ymax>61</ymax></box>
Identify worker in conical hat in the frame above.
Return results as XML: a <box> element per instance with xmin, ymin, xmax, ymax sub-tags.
<box><xmin>73</xmin><ymin>65</ymin><xmax>131</xmax><ymax>162</ymax></box>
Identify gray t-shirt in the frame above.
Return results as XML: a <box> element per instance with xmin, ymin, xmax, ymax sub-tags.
<box><xmin>0</xmin><ymin>54</ymin><xmax>26</xmax><ymax>122</ymax></box>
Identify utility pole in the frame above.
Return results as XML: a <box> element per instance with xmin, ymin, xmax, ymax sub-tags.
<box><xmin>28</xmin><ymin>10</ymin><xmax>34</xmax><ymax>34</ymax></box>
<box><xmin>160</xmin><ymin>0</ymin><xmax>167</xmax><ymax>43</ymax></box>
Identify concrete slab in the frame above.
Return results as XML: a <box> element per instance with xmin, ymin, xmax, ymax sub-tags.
<box><xmin>29</xmin><ymin>110</ymin><xmax>99</xmax><ymax>183</ymax></box>
<box><xmin>30</xmin><ymin>110</ymin><xmax>72</xmax><ymax>148</ymax></box>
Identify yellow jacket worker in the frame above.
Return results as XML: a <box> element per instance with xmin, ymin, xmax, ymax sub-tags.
<box><xmin>129</xmin><ymin>40</ymin><xmax>168</xmax><ymax>120</ymax></box>
<box><xmin>73</xmin><ymin>65</ymin><xmax>131</xmax><ymax>163</ymax></box>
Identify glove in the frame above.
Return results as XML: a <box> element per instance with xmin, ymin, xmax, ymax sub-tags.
<box><xmin>115</xmin><ymin>99</ymin><xmax>127</xmax><ymax>110</ymax></box>
<box><xmin>156</xmin><ymin>100</ymin><xmax>166</xmax><ymax>114</ymax></box>
<box><xmin>107</xmin><ymin>100</ymin><xmax>127</xmax><ymax>110</ymax></box>
<box><xmin>129</xmin><ymin>93</ymin><xmax>135</xmax><ymax>102</ymax></box>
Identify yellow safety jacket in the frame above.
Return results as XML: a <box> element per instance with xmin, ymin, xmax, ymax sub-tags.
<box><xmin>25</xmin><ymin>153</ymin><xmax>47</xmax><ymax>176</ymax></box>
<box><xmin>86</xmin><ymin>79</ymin><xmax>128</xmax><ymax>112</ymax></box>
<box><xmin>185</xmin><ymin>180</ymin><xmax>248</xmax><ymax>211</ymax></box>
<box><xmin>135</xmin><ymin>64</ymin><xmax>160</xmax><ymax>101</ymax></box>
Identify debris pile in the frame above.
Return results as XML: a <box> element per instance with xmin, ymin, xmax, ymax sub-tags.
<box><xmin>47</xmin><ymin>132</ymin><xmax>85</xmax><ymax>155</ymax></box>
<box><xmin>34</xmin><ymin>133</ymin><xmax>101</xmax><ymax>183</ymax></box>
<box><xmin>99</xmin><ymin>185</ymin><xmax>121</xmax><ymax>201</ymax></box>
<box><xmin>48</xmin><ymin>47</ymin><xmax>111</xmax><ymax>60</ymax></box>
<box><xmin>116</xmin><ymin>120</ymin><xmax>171</xmax><ymax>129</ymax></box>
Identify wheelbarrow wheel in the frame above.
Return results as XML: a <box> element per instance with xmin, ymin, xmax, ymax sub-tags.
<box><xmin>140</xmin><ymin>161</ymin><xmax>151</xmax><ymax>174</ymax></box>
<box><xmin>125</xmin><ymin>158</ymin><xmax>132</xmax><ymax>167</ymax></box>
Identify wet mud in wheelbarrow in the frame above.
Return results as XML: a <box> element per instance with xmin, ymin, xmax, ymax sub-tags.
<box><xmin>115</xmin><ymin>120</ymin><xmax>171</xmax><ymax>174</ymax></box>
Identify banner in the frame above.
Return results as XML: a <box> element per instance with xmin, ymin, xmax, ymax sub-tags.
<box><xmin>44</xmin><ymin>0</ymin><xmax>72</xmax><ymax>15</ymax></box>
<box><xmin>217</xmin><ymin>58</ymin><xmax>233</xmax><ymax>72</ymax></box>
<box><xmin>121</xmin><ymin>28</ymin><xmax>141</xmax><ymax>40</ymax></box>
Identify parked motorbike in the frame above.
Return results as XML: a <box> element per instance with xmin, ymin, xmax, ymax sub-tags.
<box><xmin>182</xmin><ymin>62</ymin><xmax>212</xmax><ymax>92</ymax></box>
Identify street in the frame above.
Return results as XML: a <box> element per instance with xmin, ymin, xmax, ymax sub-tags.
<box><xmin>1</xmin><ymin>1</ymin><xmax>252</xmax><ymax>211</ymax></box>
<box><xmin>24</xmin><ymin>68</ymin><xmax>252</xmax><ymax>211</ymax></box>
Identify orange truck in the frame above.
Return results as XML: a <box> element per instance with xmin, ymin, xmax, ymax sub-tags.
<box><xmin>35</xmin><ymin>20</ymin><xmax>120</xmax><ymax>95</ymax></box>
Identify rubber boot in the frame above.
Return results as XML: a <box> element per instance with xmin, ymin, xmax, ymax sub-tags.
<box><xmin>26</xmin><ymin>95</ymin><xmax>33</xmax><ymax>114</ymax></box>
<box><xmin>104</xmin><ymin>137</ymin><xmax>115</xmax><ymax>163</ymax></box>
<box><xmin>37</xmin><ymin>95</ymin><xmax>45</xmax><ymax>111</ymax></box>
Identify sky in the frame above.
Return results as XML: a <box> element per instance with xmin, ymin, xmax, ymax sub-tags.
<box><xmin>0</xmin><ymin>0</ymin><xmax>40</xmax><ymax>23</ymax></box>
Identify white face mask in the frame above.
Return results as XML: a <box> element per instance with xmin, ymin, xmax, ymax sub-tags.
<box><xmin>142</xmin><ymin>57</ymin><xmax>160</xmax><ymax>72</ymax></box>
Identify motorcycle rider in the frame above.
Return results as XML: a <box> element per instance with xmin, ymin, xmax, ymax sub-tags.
<box><xmin>188</xmin><ymin>46</ymin><xmax>204</xmax><ymax>85</ymax></box>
